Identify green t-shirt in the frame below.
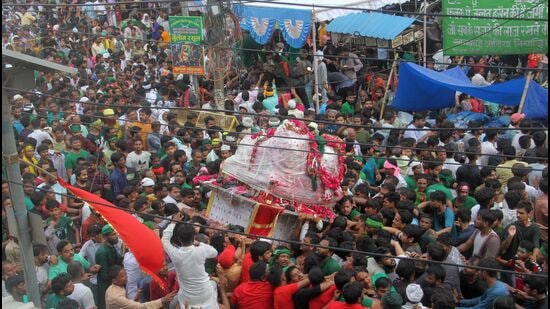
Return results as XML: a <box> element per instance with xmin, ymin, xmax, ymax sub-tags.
<box><xmin>340</xmin><ymin>102</ymin><xmax>355</xmax><ymax>116</ymax></box>
<box><xmin>405</xmin><ymin>175</ymin><xmax>417</xmax><ymax>190</ymax></box>
<box><xmin>426</xmin><ymin>183</ymin><xmax>453</xmax><ymax>201</ymax></box>
<box><xmin>24</xmin><ymin>196</ymin><xmax>35</xmax><ymax>211</ymax></box>
<box><xmin>356</xmin><ymin>129</ymin><xmax>371</xmax><ymax>145</ymax></box>
<box><xmin>452</xmin><ymin>195</ymin><xmax>478</xmax><ymax>211</ymax></box>
<box><xmin>45</xmin><ymin>215</ymin><xmax>74</xmax><ymax>243</ymax></box>
<box><xmin>376</xmin><ymin>158</ymin><xmax>386</xmax><ymax>169</ymax></box>
<box><xmin>48</xmin><ymin>253</ymin><xmax>90</xmax><ymax>280</ymax></box>
<box><xmin>371</xmin><ymin>272</ymin><xmax>398</xmax><ymax>293</ymax></box>
<box><xmin>64</xmin><ymin>149</ymin><xmax>90</xmax><ymax>171</ymax></box>
<box><xmin>181</xmin><ymin>183</ymin><xmax>193</xmax><ymax>190</ymax></box>
<box><xmin>98</xmin><ymin>165</ymin><xmax>111</xmax><ymax>178</ymax></box>
<box><xmin>45</xmin><ymin>294</ymin><xmax>66</xmax><ymax>309</ymax></box>
<box><xmin>321</xmin><ymin>257</ymin><xmax>341</xmax><ymax>276</ymax></box>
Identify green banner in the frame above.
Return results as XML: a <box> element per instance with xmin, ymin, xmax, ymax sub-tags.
<box><xmin>169</xmin><ymin>16</ymin><xmax>205</xmax><ymax>75</ymax></box>
<box><xmin>442</xmin><ymin>0</ymin><xmax>548</xmax><ymax>56</ymax></box>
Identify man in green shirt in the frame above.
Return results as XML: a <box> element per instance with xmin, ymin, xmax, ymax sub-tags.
<box><xmin>45</xmin><ymin>273</ymin><xmax>74</xmax><ymax>309</ymax></box>
<box><xmin>426</xmin><ymin>182</ymin><xmax>453</xmax><ymax>201</ymax></box>
<box><xmin>95</xmin><ymin>224</ymin><xmax>123</xmax><ymax>309</ymax></box>
<box><xmin>23</xmin><ymin>179</ymin><xmax>36</xmax><ymax>211</ymax></box>
<box><xmin>340</xmin><ymin>92</ymin><xmax>356</xmax><ymax>118</ymax></box>
<box><xmin>48</xmin><ymin>241</ymin><xmax>98</xmax><ymax>280</ymax></box>
<box><xmin>353</xmin><ymin>115</ymin><xmax>371</xmax><ymax>145</ymax></box>
<box><xmin>64</xmin><ymin>136</ymin><xmax>90</xmax><ymax>179</ymax></box>
<box><xmin>317</xmin><ymin>237</ymin><xmax>341</xmax><ymax>276</ymax></box>
<box><xmin>453</xmin><ymin>184</ymin><xmax>478</xmax><ymax>211</ymax></box>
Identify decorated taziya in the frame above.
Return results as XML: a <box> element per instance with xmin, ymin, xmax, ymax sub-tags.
<box><xmin>223</xmin><ymin>119</ymin><xmax>345</xmax><ymax>207</ymax></box>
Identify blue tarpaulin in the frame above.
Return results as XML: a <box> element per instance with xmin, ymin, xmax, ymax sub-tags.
<box><xmin>391</xmin><ymin>63</ymin><xmax>548</xmax><ymax>119</ymax></box>
<box><xmin>326</xmin><ymin>12</ymin><xmax>415</xmax><ymax>40</ymax></box>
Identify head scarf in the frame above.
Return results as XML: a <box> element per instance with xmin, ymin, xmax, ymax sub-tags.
<box><xmin>383</xmin><ymin>160</ymin><xmax>401</xmax><ymax>177</ymax></box>
<box><xmin>20</xmin><ymin>145</ymin><xmax>38</xmax><ymax>175</ymax></box>
<box><xmin>366</xmin><ymin>217</ymin><xmax>384</xmax><ymax>229</ymax></box>
<box><xmin>269</xmin><ymin>247</ymin><xmax>292</xmax><ymax>267</ymax></box>
<box><xmin>407</xmin><ymin>161</ymin><xmax>423</xmax><ymax>176</ymax></box>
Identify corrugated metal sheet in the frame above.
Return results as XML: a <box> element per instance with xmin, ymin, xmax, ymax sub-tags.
<box><xmin>246</xmin><ymin>0</ymin><xmax>410</xmax><ymax>21</ymax></box>
<box><xmin>326</xmin><ymin>12</ymin><xmax>415</xmax><ymax>40</ymax></box>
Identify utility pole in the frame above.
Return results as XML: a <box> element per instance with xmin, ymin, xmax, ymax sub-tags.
<box><xmin>206</xmin><ymin>0</ymin><xmax>228</xmax><ymax>110</ymax></box>
<box><xmin>2</xmin><ymin>68</ymin><xmax>41</xmax><ymax>307</ymax></box>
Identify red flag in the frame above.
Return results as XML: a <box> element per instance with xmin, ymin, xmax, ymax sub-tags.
<box><xmin>57</xmin><ymin>178</ymin><xmax>166</xmax><ymax>287</ymax></box>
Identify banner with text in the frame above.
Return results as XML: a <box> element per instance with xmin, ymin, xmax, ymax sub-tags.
<box><xmin>442</xmin><ymin>0</ymin><xmax>548</xmax><ymax>56</ymax></box>
<box><xmin>169</xmin><ymin>16</ymin><xmax>205</xmax><ymax>75</ymax></box>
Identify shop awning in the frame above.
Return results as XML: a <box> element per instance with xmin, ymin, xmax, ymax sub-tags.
<box><xmin>246</xmin><ymin>0</ymin><xmax>410</xmax><ymax>21</ymax></box>
<box><xmin>326</xmin><ymin>12</ymin><xmax>415</xmax><ymax>40</ymax></box>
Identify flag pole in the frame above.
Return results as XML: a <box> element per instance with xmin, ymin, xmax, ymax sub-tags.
<box><xmin>518</xmin><ymin>71</ymin><xmax>533</xmax><ymax>114</ymax></box>
<box><xmin>379</xmin><ymin>52</ymin><xmax>399</xmax><ymax>121</ymax></box>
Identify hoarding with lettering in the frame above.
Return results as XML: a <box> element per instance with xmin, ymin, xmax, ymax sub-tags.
<box><xmin>169</xmin><ymin>16</ymin><xmax>205</xmax><ymax>75</ymax></box>
<box><xmin>442</xmin><ymin>0</ymin><xmax>548</xmax><ymax>56</ymax></box>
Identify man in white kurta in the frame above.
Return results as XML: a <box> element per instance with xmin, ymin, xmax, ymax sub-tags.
<box><xmin>161</xmin><ymin>215</ymin><xmax>219</xmax><ymax>308</ymax></box>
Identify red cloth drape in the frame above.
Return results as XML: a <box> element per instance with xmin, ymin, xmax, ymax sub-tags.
<box><xmin>247</xmin><ymin>203</ymin><xmax>284</xmax><ymax>237</ymax></box>
<box><xmin>58</xmin><ymin>178</ymin><xmax>166</xmax><ymax>287</ymax></box>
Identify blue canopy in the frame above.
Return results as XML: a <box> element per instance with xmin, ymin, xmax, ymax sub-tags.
<box><xmin>391</xmin><ymin>63</ymin><xmax>548</xmax><ymax>119</ymax></box>
<box><xmin>233</xmin><ymin>4</ymin><xmax>312</xmax><ymax>48</ymax></box>
<box><xmin>326</xmin><ymin>12</ymin><xmax>415</xmax><ymax>40</ymax></box>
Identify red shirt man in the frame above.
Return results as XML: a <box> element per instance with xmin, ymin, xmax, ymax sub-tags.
<box><xmin>325</xmin><ymin>282</ymin><xmax>365</xmax><ymax>309</ymax></box>
<box><xmin>231</xmin><ymin>261</ymin><xmax>273</xmax><ymax>309</ymax></box>
<box><xmin>239</xmin><ymin>240</ymin><xmax>272</xmax><ymax>284</ymax></box>
<box><xmin>150</xmin><ymin>271</ymin><xmax>179</xmax><ymax>301</ymax></box>
<box><xmin>273</xmin><ymin>265</ymin><xmax>310</xmax><ymax>309</ymax></box>
<box><xmin>310</xmin><ymin>285</ymin><xmax>338</xmax><ymax>309</ymax></box>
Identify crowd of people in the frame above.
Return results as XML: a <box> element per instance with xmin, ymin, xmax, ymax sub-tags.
<box><xmin>2</xmin><ymin>2</ymin><xmax>549</xmax><ymax>309</ymax></box>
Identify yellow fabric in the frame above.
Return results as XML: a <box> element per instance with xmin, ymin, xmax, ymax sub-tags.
<box><xmin>161</xmin><ymin>31</ymin><xmax>170</xmax><ymax>43</ymax></box>
<box><xmin>20</xmin><ymin>12</ymin><xmax>37</xmax><ymax>26</ymax></box>
<box><xmin>318</xmin><ymin>24</ymin><xmax>328</xmax><ymax>47</ymax></box>
<box><xmin>103</xmin><ymin>38</ymin><xmax>115</xmax><ymax>51</ymax></box>
<box><xmin>21</xmin><ymin>154</ymin><xmax>38</xmax><ymax>175</ymax></box>
<box><xmin>130</xmin><ymin>121</ymin><xmax>152</xmax><ymax>149</ymax></box>
<box><xmin>496</xmin><ymin>159</ymin><xmax>528</xmax><ymax>187</ymax></box>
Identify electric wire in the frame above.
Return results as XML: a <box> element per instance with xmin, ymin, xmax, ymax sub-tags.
<box><xmin>5</xmin><ymin>25</ymin><xmax>548</xmax><ymax>73</ymax></box>
<box><xmin>14</xmin><ymin>109</ymin><xmax>550</xmax><ymax>171</ymax></box>
<box><xmin>1</xmin><ymin>176</ymin><xmax>547</xmax><ymax>279</ymax></box>
<box><xmin>1</xmin><ymin>0</ymin><xmax>548</xmax><ymax>22</ymax></box>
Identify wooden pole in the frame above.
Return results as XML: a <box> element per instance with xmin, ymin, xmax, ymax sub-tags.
<box><xmin>518</xmin><ymin>71</ymin><xmax>533</xmax><ymax>113</ymax></box>
<box><xmin>379</xmin><ymin>52</ymin><xmax>399</xmax><ymax>121</ymax></box>
<box><xmin>423</xmin><ymin>0</ymin><xmax>428</xmax><ymax>67</ymax></box>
